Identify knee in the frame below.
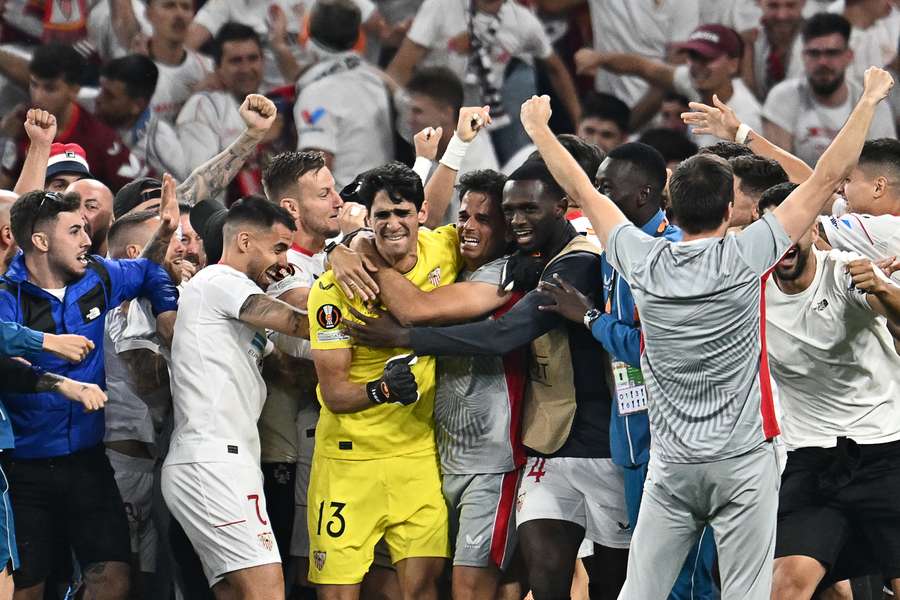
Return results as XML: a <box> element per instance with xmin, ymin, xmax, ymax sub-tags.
<box><xmin>771</xmin><ymin>558</ymin><xmax>822</xmax><ymax>600</ymax></box>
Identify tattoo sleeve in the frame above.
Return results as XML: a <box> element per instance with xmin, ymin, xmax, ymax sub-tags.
<box><xmin>238</xmin><ymin>294</ymin><xmax>309</xmax><ymax>339</ymax></box>
<box><xmin>176</xmin><ymin>130</ymin><xmax>265</xmax><ymax>206</ymax></box>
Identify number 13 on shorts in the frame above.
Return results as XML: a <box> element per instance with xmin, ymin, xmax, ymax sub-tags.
<box><xmin>316</xmin><ymin>501</ymin><xmax>347</xmax><ymax>538</ymax></box>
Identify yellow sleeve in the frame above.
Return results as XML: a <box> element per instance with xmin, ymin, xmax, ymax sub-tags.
<box><xmin>307</xmin><ymin>275</ymin><xmax>353</xmax><ymax>350</ymax></box>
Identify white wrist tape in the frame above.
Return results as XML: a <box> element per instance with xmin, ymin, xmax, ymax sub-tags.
<box><xmin>735</xmin><ymin>123</ymin><xmax>752</xmax><ymax>144</ymax></box>
<box><xmin>413</xmin><ymin>157</ymin><xmax>433</xmax><ymax>183</ymax></box>
<box><xmin>439</xmin><ymin>133</ymin><xmax>471</xmax><ymax>171</ymax></box>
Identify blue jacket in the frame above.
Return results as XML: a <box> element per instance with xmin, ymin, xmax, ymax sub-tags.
<box><xmin>0</xmin><ymin>320</ymin><xmax>44</xmax><ymax>358</ymax></box>
<box><xmin>0</xmin><ymin>253</ymin><xmax>178</xmax><ymax>458</ymax></box>
<box><xmin>591</xmin><ymin>210</ymin><xmax>681</xmax><ymax>467</ymax></box>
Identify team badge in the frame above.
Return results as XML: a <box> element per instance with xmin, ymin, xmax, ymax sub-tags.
<box><xmin>313</xmin><ymin>551</ymin><xmax>327</xmax><ymax>570</ymax></box>
<box><xmin>257</xmin><ymin>532</ymin><xmax>274</xmax><ymax>552</ymax></box>
<box><xmin>316</xmin><ymin>304</ymin><xmax>342</xmax><ymax>329</ymax></box>
<box><xmin>428</xmin><ymin>267</ymin><xmax>441</xmax><ymax>287</ymax></box>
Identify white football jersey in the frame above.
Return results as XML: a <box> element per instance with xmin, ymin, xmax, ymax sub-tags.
<box><xmin>820</xmin><ymin>212</ymin><xmax>900</xmax><ymax>283</ymax></box>
<box><xmin>152</xmin><ymin>50</ymin><xmax>214</xmax><ymax>124</ymax></box>
<box><xmin>166</xmin><ymin>264</ymin><xmax>268</xmax><ymax>467</ymax></box>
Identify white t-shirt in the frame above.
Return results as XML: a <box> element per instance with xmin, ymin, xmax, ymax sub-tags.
<box><xmin>152</xmin><ymin>50</ymin><xmax>214</xmax><ymax>124</ymax></box>
<box><xmin>103</xmin><ymin>299</ymin><xmax>167</xmax><ymax>449</ymax></box>
<box><xmin>587</xmin><ymin>0</ymin><xmax>699</xmax><ymax>107</ymax></box>
<box><xmin>698</xmin><ymin>0</ymin><xmax>761</xmax><ymax>33</ymax></box>
<box><xmin>765</xmin><ymin>248</ymin><xmax>900</xmax><ymax>450</ymax></box>
<box><xmin>762</xmin><ymin>78</ymin><xmax>897</xmax><ymax>166</ymax></box>
<box><xmin>819</xmin><ymin>212</ymin><xmax>900</xmax><ymax>283</ymax></box>
<box><xmin>193</xmin><ymin>0</ymin><xmax>375</xmax><ymax>91</ymax></box>
<box><xmin>166</xmin><ymin>264</ymin><xmax>268</xmax><ymax>467</ymax></box>
<box><xmin>87</xmin><ymin>0</ymin><xmax>152</xmax><ymax>61</ymax></box>
<box><xmin>293</xmin><ymin>52</ymin><xmax>393</xmax><ymax>189</ymax></box>
<box><xmin>407</xmin><ymin>0</ymin><xmax>553</xmax><ymax>103</ymax></box>
<box><xmin>176</xmin><ymin>91</ymin><xmax>246</xmax><ymax>173</ymax></box>
<box><xmin>827</xmin><ymin>1</ymin><xmax>900</xmax><ymax>85</ymax></box>
<box><xmin>672</xmin><ymin>67</ymin><xmax>763</xmax><ymax>147</ymax></box>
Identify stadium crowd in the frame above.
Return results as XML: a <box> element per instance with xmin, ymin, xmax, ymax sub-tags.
<box><xmin>0</xmin><ymin>0</ymin><xmax>899</xmax><ymax>599</ymax></box>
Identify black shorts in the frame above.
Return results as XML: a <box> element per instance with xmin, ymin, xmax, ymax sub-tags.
<box><xmin>775</xmin><ymin>437</ymin><xmax>900</xmax><ymax>582</ymax></box>
<box><xmin>1</xmin><ymin>444</ymin><xmax>131</xmax><ymax>588</ymax></box>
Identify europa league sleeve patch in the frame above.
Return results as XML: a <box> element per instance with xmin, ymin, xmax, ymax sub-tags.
<box><xmin>317</xmin><ymin>304</ymin><xmax>343</xmax><ymax>329</ymax></box>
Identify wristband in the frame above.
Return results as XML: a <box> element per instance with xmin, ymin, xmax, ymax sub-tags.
<box><xmin>439</xmin><ymin>133</ymin><xmax>471</xmax><ymax>171</ymax></box>
<box><xmin>413</xmin><ymin>156</ymin><xmax>433</xmax><ymax>183</ymax></box>
<box><xmin>735</xmin><ymin>123</ymin><xmax>752</xmax><ymax>144</ymax></box>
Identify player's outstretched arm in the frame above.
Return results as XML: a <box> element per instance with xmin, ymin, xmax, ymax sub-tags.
<box><xmin>774</xmin><ymin>68</ymin><xmax>893</xmax><ymax>242</ymax></box>
<box><xmin>177</xmin><ymin>95</ymin><xmax>277</xmax><ymax>206</ymax></box>
<box><xmin>239</xmin><ymin>293</ymin><xmax>310</xmax><ymax>339</ymax></box>
<box><xmin>14</xmin><ymin>109</ymin><xmax>57</xmax><ymax>195</ymax></box>
<box><xmin>521</xmin><ymin>95</ymin><xmax>628</xmax><ymax>249</ymax></box>
<box><xmin>681</xmin><ymin>95</ymin><xmax>813</xmax><ymax>184</ymax></box>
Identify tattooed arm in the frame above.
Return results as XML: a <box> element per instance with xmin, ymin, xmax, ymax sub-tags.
<box><xmin>238</xmin><ymin>293</ymin><xmax>310</xmax><ymax>339</ymax></box>
<box><xmin>141</xmin><ymin>173</ymin><xmax>179</xmax><ymax>264</ymax></box>
<box><xmin>33</xmin><ymin>371</ymin><xmax>107</xmax><ymax>411</ymax></box>
<box><xmin>176</xmin><ymin>94</ymin><xmax>277</xmax><ymax>206</ymax></box>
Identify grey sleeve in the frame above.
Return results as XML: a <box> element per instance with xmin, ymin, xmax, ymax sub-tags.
<box><xmin>467</xmin><ymin>258</ymin><xmax>506</xmax><ymax>285</ymax></box>
<box><xmin>735</xmin><ymin>211</ymin><xmax>794</xmax><ymax>275</ymax></box>
<box><xmin>605</xmin><ymin>222</ymin><xmax>659</xmax><ymax>283</ymax></box>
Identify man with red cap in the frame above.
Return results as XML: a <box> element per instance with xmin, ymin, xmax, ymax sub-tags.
<box><xmin>44</xmin><ymin>143</ymin><xmax>93</xmax><ymax>192</ymax></box>
<box><xmin>575</xmin><ymin>24</ymin><xmax>762</xmax><ymax>148</ymax></box>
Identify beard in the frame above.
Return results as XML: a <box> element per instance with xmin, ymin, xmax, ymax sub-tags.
<box><xmin>775</xmin><ymin>247</ymin><xmax>810</xmax><ymax>282</ymax></box>
<box><xmin>809</xmin><ymin>71</ymin><xmax>845</xmax><ymax>97</ymax></box>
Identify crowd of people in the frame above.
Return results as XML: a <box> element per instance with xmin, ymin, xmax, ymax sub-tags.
<box><xmin>0</xmin><ymin>0</ymin><xmax>899</xmax><ymax>599</ymax></box>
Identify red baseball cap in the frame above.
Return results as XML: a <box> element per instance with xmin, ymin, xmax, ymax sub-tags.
<box><xmin>46</xmin><ymin>143</ymin><xmax>93</xmax><ymax>180</ymax></box>
<box><xmin>675</xmin><ymin>24</ymin><xmax>743</xmax><ymax>59</ymax></box>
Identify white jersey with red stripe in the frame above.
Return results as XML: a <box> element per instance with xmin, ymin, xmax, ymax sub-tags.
<box><xmin>605</xmin><ymin>212</ymin><xmax>793</xmax><ymax>463</ymax></box>
<box><xmin>819</xmin><ymin>212</ymin><xmax>900</xmax><ymax>283</ymax></box>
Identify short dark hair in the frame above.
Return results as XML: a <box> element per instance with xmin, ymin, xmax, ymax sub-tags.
<box><xmin>263</xmin><ymin>151</ymin><xmax>327</xmax><ymax>202</ymax></box>
<box><xmin>637</xmin><ymin>128</ymin><xmax>698</xmax><ymax>165</ymax></box>
<box><xmin>663</xmin><ymin>92</ymin><xmax>691</xmax><ymax>106</ymax></box>
<box><xmin>527</xmin><ymin>134</ymin><xmax>605</xmax><ymax>180</ymax></box>
<box><xmin>607</xmin><ymin>142</ymin><xmax>668</xmax><ymax>191</ymax></box>
<box><xmin>30</xmin><ymin>43</ymin><xmax>84</xmax><ymax>85</ymax></box>
<box><xmin>457</xmin><ymin>169</ymin><xmax>507</xmax><ymax>213</ymax></box>
<box><xmin>698</xmin><ymin>141</ymin><xmax>755</xmax><ymax>160</ymax></box>
<box><xmin>802</xmin><ymin>12</ymin><xmax>851</xmax><ymax>44</ymax></box>
<box><xmin>407</xmin><ymin>67</ymin><xmax>464</xmax><ymax>114</ymax></box>
<box><xmin>309</xmin><ymin>0</ymin><xmax>361</xmax><ymax>52</ymax></box>
<box><xmin>582</xmin><ymin>91</ymin><xmax>631</xmax><ymax>133</ymax></box>
<box><xmin>212</xmin><ymin>23</ymin><xmax>262</xmax><ymax>66</ymax></box>
<box><xmin>225</xmin><ymin>195</ymin><xmax>297</xmax><ymax>234</ymax></box>
<box><xmin>669</xmin><ymin>154</ymin><xmax>734</xmax><ymax>234</ymax></box>
<box><xmin>507</xmin><ymin>158</ymin><xmax>566</xmax><ymax>201</ymax></box>
<box><xmin>357</xmin><ymin>162</ymin><xmax>425</xmax><ymax>211</ymax></box>
<box><xmin>107</xmin><ymin>209</ymin><xmax>158</xmax><ymax>257</ymax></box>
<box><xmin>101</xmin><ymin>55</ymin><xmax>159</xmax><ymax>101</ymax></box>
<box><xmin>10</xmin><ymin>190</ymin><xmax>81</xmax><ymax>252</ymax></box>
<box><xmin>858</xmin><ymin>138</ymin><xmax>900</xmax><ymax>179</ymax></box>
<box><xmin>758</xmin><ymin>182</ymin><xmax>799</xmax><ymax>213</ymax></box>
<box><xmin>729</xmin><ymin>155</ymin><xmax>788</xmax><ymax>199</ymax></box>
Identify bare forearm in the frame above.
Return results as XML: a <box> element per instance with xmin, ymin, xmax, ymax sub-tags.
<box><xmin>271</xmin><ymin>42</ymin><xmax>304</xmax><ymax>83</ymax></box>
<box><xmin>140</xmin><ymin>231</ymin><xmax>173</xmax><ymax>264</ymax></box>
<box><xmin>0</xmin><ymin>47</ymin><xmax>30</xmax><ymax>89</ymax></box>
<box><xmin>110</xmin><ymin>0</ymin><xmax>142</xmax><ymax>52</ymax></box>
<box><xmin>601</xmin><ymin>53</ymin><xmax>674</xmax><ymax>90</ymax></box>
<box><xmin>239</xmin><ymin>294</ymin><xmax>310</xmax><ymax>338</ymax></box>
<box><xmin>747</xmin><ymin>129</ymin><xmax>812</xmax><ymax>183</ymax></box>
<box><xmin>629</xmin><ymin>87</ymin><xmax>665</xmax><ymax>130</ymax></box>
<box><xmin>14</xmin><ymin>141</ymin><xmax>52</xmax><ymax>195</ymax></box>
<box><xmin>176</xmin><ymin>129</ymin><xmax>265</xmax><ymax>206</ymax></box>
<box><xmin>423</xmin><ymin>164</ymin><xmax>458</xmax><ymax>229</ymax></box>
<box><xmin>872</xmin><ymin>285</ymin><xmax>900</xmax><ymax>326</ymax></box>
<box><xmin>374</xmin><ymin>270</ymin><xmax>432</xmax><ymax>326</ymax></box>
<box><xmin>814</xmin><ymin>98</ymin><xmax>878</xmax><ymax>188</ymax></box>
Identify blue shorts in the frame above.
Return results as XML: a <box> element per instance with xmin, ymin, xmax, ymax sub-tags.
<box><xmin>0</xmin><ymin>464</ymin><xmax>19</xmax><ymax>572</ymax></box>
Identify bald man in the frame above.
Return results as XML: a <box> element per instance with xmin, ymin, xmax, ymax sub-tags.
<box><xmin>0</xmin><ymin>190</ymin><xmax>17</xmax><ymax>272</ymax></box>
<box><xmin>66</xmin><ymin>179</ymin><xmax>114</xmax><ymax>257</ymax></box>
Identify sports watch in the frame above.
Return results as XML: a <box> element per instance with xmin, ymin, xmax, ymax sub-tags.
<box><xmin>583</xmin><ymin>307</ymin><xmax>602</xmax><ymax>330</ymax></box>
